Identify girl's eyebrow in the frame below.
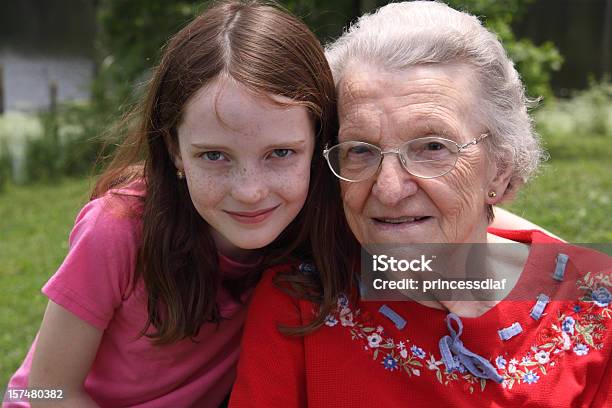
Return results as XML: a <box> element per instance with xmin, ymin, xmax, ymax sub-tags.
<box><xmin>264</xmin><ymin>139</ymin><xmax>307</xmax><ymax>149</ymax></box>
<box><xmin>190</xmin><ymin>142</ymin><xmax>230</xmax><ymax>150</ymax></box>
<box><xmin>190</xmin><ymin>139</ymin><xmax>308</xmax><ymax>150</ymax></box>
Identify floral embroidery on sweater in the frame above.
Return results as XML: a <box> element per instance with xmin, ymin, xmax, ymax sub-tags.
<box><xmin>321</xmin><ymin>271</ymin><xmax>611</xmax><ymax>394</ymax></box>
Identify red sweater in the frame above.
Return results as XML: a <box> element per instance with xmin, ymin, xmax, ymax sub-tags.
<box><xmin>230</xmin><ymin>230</ymin><xmax>612</xmax><ymax>407</ymax></box>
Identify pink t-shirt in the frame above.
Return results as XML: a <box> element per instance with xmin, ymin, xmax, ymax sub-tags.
<box><xmin>5</xmin><ymin>182</ymin><xmax>261</xmax><ymax>408</ymax></box>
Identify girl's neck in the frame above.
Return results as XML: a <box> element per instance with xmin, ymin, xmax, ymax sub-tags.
<box><xmin>212</xmin><ymin>229</ymin><xmax>263</xmax><ymax>264</ymax></box>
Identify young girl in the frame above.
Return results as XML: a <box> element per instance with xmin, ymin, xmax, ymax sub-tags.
<box><xmin>5</xmin><ymin>1</ymin><xmax>336</xmax><ymax>407</ymax></box>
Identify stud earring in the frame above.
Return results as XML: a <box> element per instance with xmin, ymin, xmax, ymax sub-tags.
<box><xmin>488</xmin><ymin>191</ymin><xmax>497</xmax><ymax>198</ymax></box>
<box><xmin>176</xmin><ymin>170</ymin><xmax>185</xmax><ymax>180</ymax></box>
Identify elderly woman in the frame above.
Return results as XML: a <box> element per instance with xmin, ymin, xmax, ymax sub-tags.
<box><xmin>230</xmin><ymin>2</ymin><xmax>611</xmax><ymax>407</ymax></box>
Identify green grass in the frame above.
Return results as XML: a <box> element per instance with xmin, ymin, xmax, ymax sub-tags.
<box><xmin>0</xmin><ymin>178</ymin><xmax>90</xmax><ymax>389</ymax></box>
<box><xmin>504</xmin><ymin>157</ymin><xmax>612</xmax><ymax>242</ymax></box>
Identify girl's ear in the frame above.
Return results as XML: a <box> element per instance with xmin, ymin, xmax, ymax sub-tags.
<box><xmin>164</xmin><ymin>130</ymin><xmax>184</xmax><ymax>171</ymax></box>
<box><xmin>172</xmin><ymin>153</ymin><xmax>184</xmax><ymax>173</ymax></box>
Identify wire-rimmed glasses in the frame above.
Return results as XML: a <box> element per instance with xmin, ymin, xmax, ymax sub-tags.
<box><xmin>323</xmin><ymin>134</ymin><xmax>489</xmax><ymax>182</ymax></box>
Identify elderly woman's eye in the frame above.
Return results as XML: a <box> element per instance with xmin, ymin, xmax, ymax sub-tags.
<box><xmin>347</xmin><ymin>145</ymin><xmax>374</xmax><ymax>156</ymax></box>
<box><xmin>425</xmin><ymin>142</ymin><xmax>447</xmax><ymax>151</ymax></box>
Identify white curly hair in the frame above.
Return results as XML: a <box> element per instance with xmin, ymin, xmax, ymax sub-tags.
<box><xmin>325</xmin><ymin>0</ymin><xmax>545</xmax><ymax>191</ymax></box>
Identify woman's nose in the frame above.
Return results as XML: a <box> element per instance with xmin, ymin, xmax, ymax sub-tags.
<box><xmin>371</xmin><ymin>153</ymin><xmax>418</xmax><ymax>207</ymax></box>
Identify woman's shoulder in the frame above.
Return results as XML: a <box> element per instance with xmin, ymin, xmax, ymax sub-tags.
<box><xmin>255</xmin><ymin>263</ymin><xmax>300</xmax><ymax>295</ymax></box>
<box><xmin>489</xmin><ymin>227</ymin><xmax>611</xmax><ymax>273</ymax></box>
<box><xmin>487</xmin><ymin>227</ymin><xmax>563</xmax><ymax>244</ymax></box>
<box><xmin>249</xmin><ymin>261</ymin><xmax>318</xmax><ymax>311</ymax></box>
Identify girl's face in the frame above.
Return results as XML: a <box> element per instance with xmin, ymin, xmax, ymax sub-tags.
<box><xmin>174</xmin><ymin>77</ymin><xmax>315</xmax><ymax>258</ymax></box>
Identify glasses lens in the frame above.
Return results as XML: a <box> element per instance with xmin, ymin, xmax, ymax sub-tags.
<box><xmin>400</xmin><ymin>137</ymin><xmax>459</xmax><ymax>178</ymax></box>
<box><xmin>326</xmin><ymin>142</ymin><xmax>381</xmax><ymax>181</ymax></box>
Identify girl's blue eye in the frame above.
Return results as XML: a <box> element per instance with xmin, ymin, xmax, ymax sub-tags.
<box><xmin>201</xmin><ymin>151</ymin><xmax>226</xmax><ymax>161</ymax></box>
<box><xmin>270</xmin><ymin>149</ymin><xmax>294</xmax><ymax>158</ymax></box>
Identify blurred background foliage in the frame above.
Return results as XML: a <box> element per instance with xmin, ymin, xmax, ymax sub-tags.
<box><xmin>0</xmin><ymin>0</ymin><xmax>571</xmax><ymax>188</ymax></box>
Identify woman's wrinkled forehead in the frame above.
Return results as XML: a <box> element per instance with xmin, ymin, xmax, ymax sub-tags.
<box><xmin>336</xmin><ymin>62</ymin><xmax>484</xmax><ymax>140</ymax></box>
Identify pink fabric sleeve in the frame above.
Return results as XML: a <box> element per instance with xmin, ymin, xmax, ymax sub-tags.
<box><xmin>42</xmin><ymin>195</ymin><xmax>141</xmax><ymax>330</ymax></box>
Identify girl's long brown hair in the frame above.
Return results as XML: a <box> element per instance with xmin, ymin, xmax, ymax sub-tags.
<box><xmin>92</xmin><ymin>0</ymin><xmax>338</xmax><ymax>344</ymax></box>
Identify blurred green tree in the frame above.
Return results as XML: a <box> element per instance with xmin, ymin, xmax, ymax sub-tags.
<box><xmin>444</xmin><ymin>0</ymin><xmax>563</xmax><ymax>101</ymax></box>
<box><xmin>94</xmin><ymin>0</ymin><xmax>563</xmax><ymax>112</ymax></box>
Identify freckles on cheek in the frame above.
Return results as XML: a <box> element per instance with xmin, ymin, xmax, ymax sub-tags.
<box><xmin>186</xmin><ymin>173</ymin><xmax>226</xmax><ymax>206</ymax></box>
<box><xmin>271</xmin><ymin>164</ymin><xmax>312</xmax><ymax>199</ymax></box>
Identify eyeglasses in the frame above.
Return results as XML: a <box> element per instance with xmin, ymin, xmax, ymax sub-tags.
<box><xmin>323</xmin><ymin>134</ymin><xmax>489</xmax><ymax>182</ymax></box>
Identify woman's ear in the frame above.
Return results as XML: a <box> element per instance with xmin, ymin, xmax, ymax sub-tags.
<box><xmin>485</xmin><ymin>161</ymin><xmax>513</xmax><ymax>205</ymax></box>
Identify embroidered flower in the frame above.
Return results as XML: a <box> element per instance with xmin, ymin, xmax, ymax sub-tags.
<box><xmin>561</xmin><ymin>332</ymin><xmax>572</xmax><ymax>350</ymax></box>
<box><xmin>382</xmin><ymin>354</ymin><xmax>399</xmax><ymax>371</ymax></box>
<box><xmin>534</xmin><ymin>350</ymin><xmax>550</xmax><ymax>365</ymax></box>
<box><xmin>522</xmin><ymin>370</ymin><xmax>540</xmax><ymax>384</ymax></box>
<box><xmin>324</xmin><ymin>314</ymin><xmax>338</xmax><ymax>327</ymax></box>
<box><xmin>410</xmin><ymin>345</ymin><xmax>426</xmax><ymax>359</ymax></box>
<box><xmin>562</xmin><ymin>316</ymin><xmax>576</xmax><ymax>334</ymax></box>
<box><xmin>367</xmin><ymin>333</ymin><xmax>383</xmax><ymax>348</ymax></box>
<box><xmin>427</xmin><ymin>355</ymin><xmax>443</xmax><ymax>370</ymax></box>
<box><xmin>321</xmin><ymin>269</ymin><xmax>611</xmax><ymax>393</ymax></box>
<box><xmin>495</xmin><ymin>356</ymin><xmax>507</xmax><ymax>369</ymax></box>
<box><xmin>573</xmin><ymin>344</ymin><xmax>589</xmax><ymax>356</ymax></box>
<box><xmin>339</xmin><ymin>307</ymin><xmax>355</xmax><ymax>327</ymax></box>
<box><xmin>591</xmin><ymin>286</ymin><xmax>611</xmax><ymax>307</ymax></box>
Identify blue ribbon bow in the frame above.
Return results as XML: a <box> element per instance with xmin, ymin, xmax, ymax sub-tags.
<box><xmin>438</xmin><ymin>313</ymin><xmax>503</xmax><ymax>383</ymax></box>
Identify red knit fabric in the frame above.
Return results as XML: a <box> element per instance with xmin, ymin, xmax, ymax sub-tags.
<box><xmin>230</xmin><ymin>230</ymin><xmax>611</xmax><ymax>407</ymax></box>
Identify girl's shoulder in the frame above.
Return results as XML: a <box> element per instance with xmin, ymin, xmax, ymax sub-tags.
<box><xmin>42</xmin><ymin>180</ymin><xmax>148</xmax><ymax>330</ymax></box>
<box><xmin>73</xmin><ymin>179</ymin><xmax>146</xmax><ymax>238</ymax></box>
